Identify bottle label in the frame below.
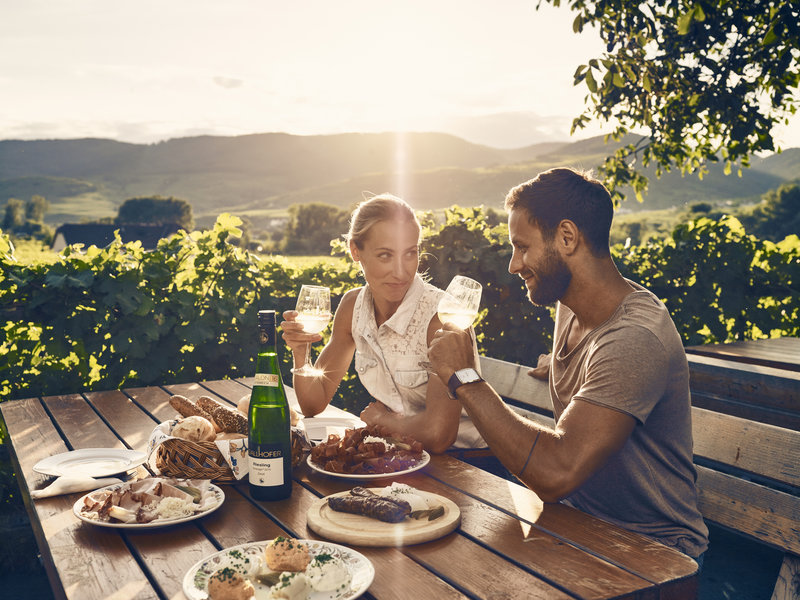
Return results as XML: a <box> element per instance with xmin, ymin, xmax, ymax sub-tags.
<box><xmin>254</xmin><ymin>373</ymin><xmax>280</xmax><ymax>387</ymax></box>
<box><xmin>249</xmin><ymin>447</ymin><xmax>284</xmax><ymax>487</ymax></box>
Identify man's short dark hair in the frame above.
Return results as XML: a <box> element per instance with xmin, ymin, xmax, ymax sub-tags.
<box><xmin>504</xmin><ymin>167</ymin><xmax>613</xmax><ymax>256</ymax></box>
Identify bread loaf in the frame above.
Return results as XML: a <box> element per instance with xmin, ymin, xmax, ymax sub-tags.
<box><xmin>169</xmin><ymin>395</ymin><xmax>217</xmax><ymax>426</ymax></box>
<box><xmin>197</xmin><ymin>396</ymin><xmax>248</xmax><ymax>435</ymax></box>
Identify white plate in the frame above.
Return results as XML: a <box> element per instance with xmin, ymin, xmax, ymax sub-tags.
<box><xmin>72</xmin><ymin>479</ymin><xmax>225</xmax><ymax>529</ymax></box>
<box><xmin>182</xmin><ymin>539</ymin><xmax>374</xmax><ymax>600</ymax></box>
<box><xmin>303</xmin><ymin>417</ymin><xmax>365</xmax><ymax>443</ymax></box>
<box><xmin>33</xmin><ymin>448</ymin><xmax>147</xmax><ymax>477</ymax></box>
<box><xmin>307</xmin><ymin>450</ymin><xmax>430</xmax><ymax>480</ymax></box>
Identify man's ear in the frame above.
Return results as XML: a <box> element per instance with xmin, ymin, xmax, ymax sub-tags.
<box><xmin>557</xmin><ymin>220</ymin><xmax>580</xmax><ymax>254</ymax></box>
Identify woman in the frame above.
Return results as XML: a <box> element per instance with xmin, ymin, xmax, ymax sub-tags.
<box><xmin>280</xmin><ymin>194</ymin><xmax>484</xmax><ymax>453</ymax></box>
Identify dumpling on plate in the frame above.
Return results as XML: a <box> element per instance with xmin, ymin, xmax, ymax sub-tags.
<box><xmin>267</xmin><ymin>571</ymin><xmax>311</xmax><ymax>600</ymax></box>
<box><xmin>207</xmin><ymin>567</ymin><xmax>255</xmax><ymax>600</ymax></box>
<box><xmin>306</xmin><ymin>553</ymin><xmax>351</xmax><ymax>592</ymax></box>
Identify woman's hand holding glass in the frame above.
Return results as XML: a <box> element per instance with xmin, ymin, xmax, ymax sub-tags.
<box><xmin>288</xmin><ymin>285</ymin><xmax>332</xmax><ymax>377</ymax></box>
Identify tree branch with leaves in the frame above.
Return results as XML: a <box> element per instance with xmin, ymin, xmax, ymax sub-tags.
<box><xmin>541</xmin><ymin>0</ymin><xmax>800</xmax><ymax>205</ymax></box>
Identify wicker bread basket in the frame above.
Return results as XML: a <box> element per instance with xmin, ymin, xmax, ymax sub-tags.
<box><xmin>153</xmin><ymin>429</ymin><xmax>310</xmax><ymax>484</ymax></box>
<box><xmin>154</xmin><ymin>438</ymin><xmax>236</xmax><ymax>483</ymax></box>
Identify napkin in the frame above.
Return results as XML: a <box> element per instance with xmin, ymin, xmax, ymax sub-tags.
<box><xmin>31</xmin><ymin>476</ymin><xmax>123</xmax><ymax>499</ymax></box>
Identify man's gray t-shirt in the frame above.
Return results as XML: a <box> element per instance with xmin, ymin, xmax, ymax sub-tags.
<box><xmin>550</xmin><ymin>280</ymin><xmax>709</xmax><ymax>558</ymax></box>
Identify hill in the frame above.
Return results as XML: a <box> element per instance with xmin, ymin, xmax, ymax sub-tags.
<box><xmin>1</xmin><ymin>132</ymin><xmax>797</xmax><ymax>231</ymax></box>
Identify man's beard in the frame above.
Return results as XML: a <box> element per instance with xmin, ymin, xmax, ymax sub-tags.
<box><xmin>527</xmin><ymin>246</ymin><xmax>572</xmax><ymax>306</ymax></box>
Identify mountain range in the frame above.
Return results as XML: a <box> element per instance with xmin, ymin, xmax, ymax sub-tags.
<box><xmin>1</xmin><ymin>132</ymin><xmax>797</xmax><ymax>231</ymax></box>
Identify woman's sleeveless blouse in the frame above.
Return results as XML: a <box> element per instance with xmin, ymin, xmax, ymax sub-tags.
<box><xmin>351</xmin><ymin>274</ymin><xmax>484</xmax><ymax>448</ymax></box>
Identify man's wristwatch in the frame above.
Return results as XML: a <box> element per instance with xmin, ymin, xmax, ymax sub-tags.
<box><xmin>447</xmin><ymin>368</ymin><xmax>484</xmax><ymax>398</ymax></box>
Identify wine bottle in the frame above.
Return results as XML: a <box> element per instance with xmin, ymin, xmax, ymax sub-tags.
<box><xmin>248</xmin><ymin>310</ymin><xmax>292</xmax><ymax>500</ymax></box>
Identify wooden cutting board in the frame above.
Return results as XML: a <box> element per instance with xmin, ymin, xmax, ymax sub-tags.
<box><xmin>306</xmin><ymin>488</ymin><xmax>461</xmax><ymax>547</ymax></box>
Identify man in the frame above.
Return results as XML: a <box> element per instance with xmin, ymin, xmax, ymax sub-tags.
<box><xmin>428</xmin><ymin>167</ymin><xmax>709</xmax><ymax>562</ymax></box>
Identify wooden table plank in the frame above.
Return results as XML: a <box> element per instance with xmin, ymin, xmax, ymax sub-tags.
<box><xmin>42</xmin><ymin>394</ymin><xmax>128</xmax><ymax>451</ymax></box>
<box><xmin>1</xmin><ymin>398</ymin><xmax>157</xmax><ymax>600</ymax></box>
<box><xmin>686</xmin><ymin>337</ymin><xmax>800</xmax><ymax>372</ymax></box>
<box><xmin>424</xmin><ymin>454</ymin><xmax>699</xmax><ymax>586</ymax></box>
<box><xmin>200</xmin><ymin>378</ymin><xmax>252</xmax><ymax>405</ymax></box>
<box><xmin>125</xmin><ymin>385</ymin><xmax>177</xmax><ymax>423</ymax></box>
<box><xmin>85</xmin><ymin>389</ymin><xmax>161</xmax><ymax>451</ymax></box>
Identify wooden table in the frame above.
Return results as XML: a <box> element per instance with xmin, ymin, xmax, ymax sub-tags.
<box><xmin>1</xmin><ymin>378</ymin><xmax>698</xmax><ymax>600</ymax></box>
<box><xmin>685</xmin><ymin>337</ymin><xmax>800</xmax><ymax>372</ymax></box>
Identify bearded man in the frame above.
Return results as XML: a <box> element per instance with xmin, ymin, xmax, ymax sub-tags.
<box><xmin>428</xmin><ymin>167</ymin><xmax>709</xmax><ymax>566</ymax></box>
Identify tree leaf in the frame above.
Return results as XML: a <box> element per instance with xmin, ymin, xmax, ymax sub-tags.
<box><xmin>585</xmin><ymin>70</ymin><xmax>598</xmax><ymax>93</ymax></box>
<box><xmin>677</xmin><ymin>10</ymin><xmax>693</xmax><ymax>36</ymax></box>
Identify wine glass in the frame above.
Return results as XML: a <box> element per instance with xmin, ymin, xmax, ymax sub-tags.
<box><xmin>419</xmin><ymin>276</ymin><xmax>482</xmax><ymax>372</ymax></box>
<box><xmin>437</xmin><ymin>275</ymin><xmax>482</xmax><ymax>329</ymax></box>
<box><xmin>291</xmin><ymin>285</ymin><xmax>332</xmax><ymax>377</ymax></box>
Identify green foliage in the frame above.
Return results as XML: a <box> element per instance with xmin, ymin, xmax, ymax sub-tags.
<box><xmin>0</xmin><ymin>215</ymin><xmax>355</xmax><ymax>402</ymax></box>
<box><xmin>283</xmin><ymin>203</ymin><xmax>350</xmax><ymax>255</ymax></box>
<box><xmin>117</xmin><ymin>195</ymin><xmax>194</xmax><ymax>230</ymax></box>
<box><xmin>615</xmin><ymin>216</ymin><xmax>800</xmax><ymax>344</ymax></box>
<box><xmin>2</xmin><ymin>199</ymin><xmax>25</xmax><ymax>230</ymax></box>
<box><xmin>420</xmin><ymin>206</ymin><xmax>554</xmax><ymax>364</ymax></box>
<box><xmin>2</xmin><ymin>206</ymin><xmax>799</xmax><ymax>410</ymax></box>
<box><xmin>2</xmin><ymin>196</ymin><xmax>54</xmax><ymax>244</ymax></box>
<box><xmin>25</xmin><ymin>195</ymin><xmax>48</xmax><ymax>222</ymax></box>
<box><xmin>542</xmin><ymin>0</ymin><xmax>800</xmax><ymax>204</ymax></box>
<box><xmin>738</xmin><ymin>181</ymin><xmax>800</xmax><ymax>242</ymax></box>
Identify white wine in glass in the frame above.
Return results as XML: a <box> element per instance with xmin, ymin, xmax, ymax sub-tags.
<box><xmin>437</xmin><ymin>275</ymin><xmax>482</xmax><ymax>329</ymax></box>
<box><xmin>291</xmin><ymin>285</ymin><xmax>332</xmax><ymax>377</ymax></box>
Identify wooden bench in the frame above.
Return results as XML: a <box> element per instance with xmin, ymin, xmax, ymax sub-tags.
<box><xmin>479</xmin><ymin>355</ymin><xmax>800</xmax><ymax>600</ymax></box>
<box><xmin>687</xmin><ymin>352</ymin><xmax>800</xmax><ymax>431</ymax></box>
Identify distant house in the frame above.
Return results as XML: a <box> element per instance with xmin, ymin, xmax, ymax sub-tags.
<box><xmin>51</xmin><ymin>223</ymin><xmax>182</xmax><ymax>252</ymax></box>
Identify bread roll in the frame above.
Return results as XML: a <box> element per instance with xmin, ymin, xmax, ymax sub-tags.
<box><xmin>171</xmin><ymin>416</ymin><xmax>216</xmax><ymax>442</ymax></box>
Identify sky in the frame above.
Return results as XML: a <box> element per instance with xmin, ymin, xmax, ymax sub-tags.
<box><xmin>2</xmin><ymin>0</ymin><xmax>799</xmax><ymax>150</ymax></box>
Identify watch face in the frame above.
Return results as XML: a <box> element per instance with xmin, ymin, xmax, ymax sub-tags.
<box><xmin>456</xmin><ymin>368</ymin><xmax>481</xmax><ymax>384</ymax></box>
<box><xmin>449</xmin><ymin>368</ymin><xmax>483</xmax><ymax>397</ymax></box>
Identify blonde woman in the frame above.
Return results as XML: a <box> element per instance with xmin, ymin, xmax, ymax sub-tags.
<box><xmin>281</xmin><ymin>194</ymin><xmax>483</xmax><ymax>453</ymax></box>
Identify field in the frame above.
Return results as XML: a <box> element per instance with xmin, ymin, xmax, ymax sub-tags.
<box><xmin>7</xmin><ymin>237</ymin><xmax>349</xmax><ymax>270</ymax></box>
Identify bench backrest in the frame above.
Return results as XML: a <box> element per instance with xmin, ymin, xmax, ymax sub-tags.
<box><xmin>479</xmin><ymin>354</ymin><xmax>800</xmax><ymax>555</ymax></box>
<box><xmin>688</xmin><ymin>353</ymin><xmax>800</xmax><ymax>431</ymax></box>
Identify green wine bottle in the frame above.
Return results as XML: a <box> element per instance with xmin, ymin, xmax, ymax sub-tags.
<box><xmin>248</xmin><ymin>310</ymin><xmax>292</xmax><ymax>500</ymax></box>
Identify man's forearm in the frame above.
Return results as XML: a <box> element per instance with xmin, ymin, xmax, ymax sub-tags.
<box><xmin>454</xmin><ymin>381</ymin><xmax>544</xmax><ymax>476</ymax></box>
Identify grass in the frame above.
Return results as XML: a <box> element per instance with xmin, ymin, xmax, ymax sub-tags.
<box><xmin>8</xmin><ymin>238</ymin><xmax>59</xmax><ymax>264</ymax></box>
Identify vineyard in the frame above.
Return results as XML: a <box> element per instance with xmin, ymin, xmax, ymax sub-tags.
<box><xmin>1</xmin><ymin>208</ymin><xmax>799</xmax><ymax>413</ymax></box>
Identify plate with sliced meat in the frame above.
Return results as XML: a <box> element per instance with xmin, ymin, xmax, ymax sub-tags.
<box><xmin>307</xmin><ymin>426</ymin><xmax>430</xmax><ymax>479</ymax></box>
<box><xmin>306</xmin><ymin>483</ymin><xmax>460</xmax><ymax>546</ymax></box>
<box><xmin>72</xmin><ymin>477</ymin><xmax>224</xmax><ymax>528</ymax></box>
